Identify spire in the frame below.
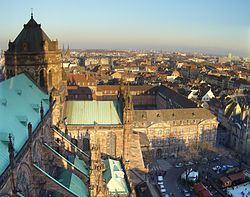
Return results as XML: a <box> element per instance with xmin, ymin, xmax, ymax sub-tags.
<box><xmin>40</xmin><ymin>101</ymin><xmax>44</xmax><ymax>120</ymax></box>
<box><xmin>8</xmin><ymin>134</ymin><xmax>17</xmax><ymax>195</ymax></box>
<box><xmin>31</xmin><ymin>8</ymin><xmax>34</xmax><ymax>19</ymax></box>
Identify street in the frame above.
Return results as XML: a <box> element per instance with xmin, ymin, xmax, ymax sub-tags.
<box><xmin>151</xmin><ymin>159</ymin><xmax>186</xmax><ymax>197</ymax></box>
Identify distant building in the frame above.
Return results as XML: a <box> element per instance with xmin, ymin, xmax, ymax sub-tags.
<box><xmin>133</xmin><ymin>108</ymin><xmax>218</xmax><ymax>158</ymax></box>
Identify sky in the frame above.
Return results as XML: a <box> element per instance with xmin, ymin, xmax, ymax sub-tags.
<box><xmin>0</xmin><ymin>0</ymin><xmax>249</xmax><ymax>56</ymax></box>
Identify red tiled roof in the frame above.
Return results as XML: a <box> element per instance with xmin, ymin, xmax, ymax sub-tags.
<box><xmin>228</xmin><ymin>172</ymin><xmax>246</xmax><ymax>182</ymax></box>
<box><xmin>200</xmin><ymin>189</ymin><xmax>212</xmax><ymax>197</ymax></box>
<box><xmin>67</xmin><ymin>73</ymin><xmax>96</xmax><ymax>84</ymax></box>
<box><xmin>193</xmin><ymin>183</ymin><xmax>206</xmax><ymax>193</ymax></box>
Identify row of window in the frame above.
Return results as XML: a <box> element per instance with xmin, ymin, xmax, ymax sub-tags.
<box><xmin>149</xmin><ymin>134</ymin><xmax>215</xmax><ymax>146</ymax></box>
<box><xmin>148</xmin><ymin>128</ymin><xmax>197</xmax><ymax>136</ymax></box>
<box><xmin>68</xmin><ymin>82</ymin><xmax>95</xmax><ymax>86</ymax></box>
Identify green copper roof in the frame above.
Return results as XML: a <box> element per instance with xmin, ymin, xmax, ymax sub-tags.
<box><xmin>44</xmin><ymin>143</ymin><xmax>89</xmax><ymax>177</ymax></box>
<box><xmin>56</xmin><ymin>167</ymin><xmax>89</xmax><ymax>197</ymax></box>
<box><xmin>0</xmin><ymin>73</ymin><xmax>49</xmax><ymax>176</ymax></box>
<box><xmin>34</xmin><ymin>163</ymin><xmax>89</xmax><ymax>197</ymax></box>
<box><xmin>33</xmin><ymin>164</ymin><xmax>78</xmax><ymax>197</ymax></box>
<box><xmin>103</xmin><ymin>159</ymin><xmax>129</xmax><ymax>196</ymax></box>
<box><xmin>65</xmin><ymin>101</ymin><xmax>123</xmax><ymax>125</ymax></box>
<box><xmin>68</xmin><ymin>155</ymin><xmax>89</xmax><ymax>176</ymax></box>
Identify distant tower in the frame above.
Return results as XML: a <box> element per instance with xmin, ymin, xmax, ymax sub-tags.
<box><xmin>4</xmin><ymin>13</ymin><xmax>63</xmax><ymax>93</ymax></box>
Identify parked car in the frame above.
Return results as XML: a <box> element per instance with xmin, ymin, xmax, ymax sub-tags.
<box><xmin>161</xmin><ymin>188</ymin><xmax>166</xmax><ymax>193</ymax></box>
<box><xmin>212</xmin><ymin>165</ymin><xmax>221</xmax><ymax>171</ymax></box>
<box><xmin>212</xmin><ymin>157</ymin><xmax>220</xmax><ymax>162</ymax></box>
<box><xmin>158</xmin><ymin>176</ymin><xmax>163</xmax><ymax>182</ymax></box>
<box><xmin>183</xmin><ymin>189</ymin><xmax>191</xmax><ymax>197</ymax></box>
<box><xmin>185</xmin><ymin>161</ymin><xmax>194</xmax><ymax>166</ymax></box>
<box><xmin>175</xmin><ymin>162</ymin><xmax>183</xmax><ymax>168</ymax></box>
<box><xmin>158</xmin><ymin>181</ymin><xmax>164</xmax><ymax>185</ymax></box>
<box><xmin>201</xmin><ymin>157</ymin><xmax>208</xmax><ymax>164</ymax></box>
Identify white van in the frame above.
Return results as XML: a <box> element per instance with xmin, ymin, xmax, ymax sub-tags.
<box><xmin>157</xmin><ymin>176</ymin><xmax>163</xmax><ymax>182</ymax></box>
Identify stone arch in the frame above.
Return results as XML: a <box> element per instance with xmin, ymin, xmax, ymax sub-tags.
<box><xmin>43</xmin><ymin>124</ymin><xmax>51</xmax><ymax>144</ymax></box>
<box><xmin>47</xmin><ymin>68</ymin><xmax>55</xmax><ymax>89</ymax></box>
<box><xmin>33</xmin><ymin>139</ymin><xmax>43</xmax><ymax>165</ymax></box>
<box><xmin>16</xmin><ymin>162</ymin><xmax>32</xmax><ymax>197</ymax></box>
<box><xmin>83</xmin><ymin>138</ymin><xmax>90</xmax><ymax>152</ymax></box>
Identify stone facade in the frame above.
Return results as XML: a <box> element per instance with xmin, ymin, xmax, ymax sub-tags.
<box><xmin>5</xmin><ymin>16</ymin><xmax>62</xmax><ymax>93</ymax></box>
<box><xmin>0</xmin><ymin>108</ymin><xmax>53</xmax><ymax>196</ymax></box>
<box><xmin>133</xmin><ymin>108</ymin><xmax>218</xmax><ymax>158</ymax></box>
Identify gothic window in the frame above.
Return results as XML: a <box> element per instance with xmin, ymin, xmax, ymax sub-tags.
<box><xmin>71</xmin><ymin>138</ymin><xmax>78</xmax><ymax>147</ymax></box>
<box><xmin>9</xmin><ymin>69</ymin><xmax>14</xmax><ymax>77</ymax></box>
<box><xmin>39</xmin><ymin>69</ymin><xmax>45</xmax><ymax>87</ymax></box>
<box><xmin>48</xmin><ymin>70</ymin><xmax>53</xmax><ymax>87</ymax></box>
<box><xmin>107</xmin><ymin>132</ymin><xmax>116</xmax><ymax>157</ymax></box>
<box><xmin>82</xmin><ymin>138</ymin><xmax>90</xmax><ymax>152</ymax></box>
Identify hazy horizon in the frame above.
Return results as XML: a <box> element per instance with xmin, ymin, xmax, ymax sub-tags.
<box><xmin>0</xmin><ymin>0</ymin><xmax>249</xmax><ymax>57</ymax></box>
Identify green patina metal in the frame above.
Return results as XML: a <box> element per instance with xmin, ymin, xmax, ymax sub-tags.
<box><xmin>103</xmin><ymin>159</ymin><xmax>129</xmax><ymax>196</ymax></box>
<box><xmin>52</xmin><ymin>167</ymin><xmax>89</xmax><ymax>197</ymax></box>
<box><xmin>0</xmin><ymin>74</ymin><xmax>49</xmax><ymax>176</ymax></box>
<box><xmin>68</xmin><ymin>154</ymin><xmax>89</xmax><ymax>177</ymax></box>
<box><xmin>44</xmin><ymin>143</ymin><xmax>89</xmax><ymax>177</ymax></box>
<box><xmin>65</xmin><ymin>100</ymin><xmax>123</xmax><ymax>125</ymax></box>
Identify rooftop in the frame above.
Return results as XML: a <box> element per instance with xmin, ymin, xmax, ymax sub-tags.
<box><xmin>7</xmin><ymin>15</ymin><xmax>57</xmax><ymax>53</ymax></box>
<box><xmin>103</xmin><ymin>158</ymin><xmax>129</xmax><ymax>196</ymax></box>
<box><xmin>134</xmin><ymin>108</ymin><xmax>216</xmax><ymax>126</ymax></box>
<box><xmin>0</xmin><ymin>73</ymin><xmax>49</xmax><ymax>175</ymax></box>
<box><xmin>226</xmin><ymin>182</ymin><xmax>250</xmax><ymax>197</ymax></box>
<box><xmin>64</xmin><ymin>100</ymin><xmax>123</xmax><ymax>125</ymax></box>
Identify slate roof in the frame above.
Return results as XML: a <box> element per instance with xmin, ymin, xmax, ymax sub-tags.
<box><xmin>8</xmin><ymin>16</ymin><xmax>55</xmax><ymax>52</ymax></box>
<box><xmin>64</xmin><ymin>100</ymin><xmax>123</xmax><ymax>125</ymax></box>
<box><xmin>134</xmin><ymin>108</ymin><xmax>216</xmax><ymax>127</ymax></box>
<box><xmin>157</xmin><ymin>85</ymin><xmax>197</xmax><ymax>108</ymax></box>
<box><xmin>0</xmin><ymin>73</ymin><xmax>49</xmax><ymax>176</ymax></box>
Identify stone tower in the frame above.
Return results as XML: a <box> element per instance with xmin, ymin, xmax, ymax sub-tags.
<box><xmin>122</xmin><ymin>84</ymin><xmax>133</xmax><ymax>161</ymax></box>
<box><xmin>121</xmin><ymin>83</ymin><xmax>145</xmax><ymax>171</ymax></box>
<box><xmin>5</xmin><ymin>14</ymin><xmax>67</xmax><ymax>125</ymax></box>
<box><xmin>4</xmin><ymin>13</ymin><xmax>62</xmax><ymax>93</ymax></box>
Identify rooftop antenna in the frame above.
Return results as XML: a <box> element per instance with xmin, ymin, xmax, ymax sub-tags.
<box><xmin>31</xmin><ymin>8</ymin><xmax>33</xmax><ymax>18</ymax></box>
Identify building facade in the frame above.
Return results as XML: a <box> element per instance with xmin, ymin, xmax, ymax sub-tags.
<box><xmin>133</xmin><ymin>108</ymin><xmax>218</xmax><ymax>158</ymax></box>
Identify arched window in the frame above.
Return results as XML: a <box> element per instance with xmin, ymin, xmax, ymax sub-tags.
<box><xmin>48</xmin><ymin>70</ymin><xmax>52</xmax><ymax>87</ymax></box>
<box><xmin>107</xmin><ymin>132</ymin><xmax>116</xmax><ymax>157</ymax></box>
<box><xmin>39</xmin><ymin>69</ymin><xmax>45</xmax><ymax>87</ymax></box>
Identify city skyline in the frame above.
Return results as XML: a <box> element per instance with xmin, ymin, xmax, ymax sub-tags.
<box><xmin>0</xmin><ymin>0</ymin><xmax>249</xmax><ymax>56</ymax></box>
